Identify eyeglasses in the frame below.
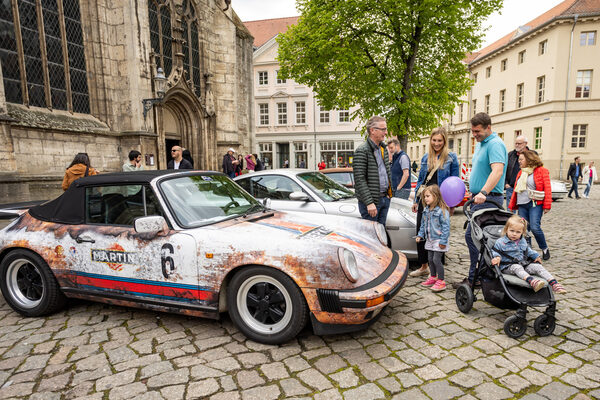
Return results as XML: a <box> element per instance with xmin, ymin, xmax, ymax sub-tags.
<box><xmin>373</xmin><ymin>127</ymin><xmax>388</xmax><ymax>132</ymax></box>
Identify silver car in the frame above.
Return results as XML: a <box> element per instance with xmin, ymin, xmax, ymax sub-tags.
<box><xmin>235</xmin><ymin>170</ymin><xmax>417</xmax><ymax>260</ymax></box>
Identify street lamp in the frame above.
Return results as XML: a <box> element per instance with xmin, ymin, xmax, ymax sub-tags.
<box><xmin>142</xmin><ymin>67</ymin><xmax>167</xmax><ymax>122</ymax></box>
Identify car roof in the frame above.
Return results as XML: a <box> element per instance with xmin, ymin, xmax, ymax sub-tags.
<box><xmin>234</xmin><ymin>169</ymin><xmax>317</xmax><ymax>179</ymax></box>
<box><xmin>320</xmin><ymin>168</ymin><xmax>353</xmax><ymax>173</ymax></box>
<box><xmin>75</xmin><ymin>170</ymin><xmax>224</xmax><ymax>186</ymax></box>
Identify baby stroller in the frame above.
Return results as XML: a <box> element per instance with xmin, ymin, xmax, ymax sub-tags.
<box><xmin>455</xmin><ymin>199</ymin><xmax>556</xmax><ymax>338</ymax></box>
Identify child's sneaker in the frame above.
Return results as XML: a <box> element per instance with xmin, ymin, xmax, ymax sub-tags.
<box><xmin>431</xmin><ymin>280</ymin><xmax>446</xmax><ymax>292</ymax></box>
<box><xmin>551</xmin><ymin>282</ymin><xmax>567</xmax><ymax>294</ymax></box>
<box><xmin>421</xmin><ymin>276</ymin><xmax>437</xmax><ymax>287</ymax></box>
<box><xmin>529</xmin><ymin>278</ymin><xmax>546</xmax><ymax>292</ymax></box>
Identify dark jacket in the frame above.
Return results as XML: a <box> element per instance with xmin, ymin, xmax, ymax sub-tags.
<box><xmin>353</xmin><ymin>138</ymin><xmax>392</xmax><ymax>207</ymax></box>
<box><xmin>567</xmin><ymin>162</ymin><xmax>583</xmax><ymax>179</ymax></box>
<box><xmin>391</xmin><ymin>150</ymin><xmax>412</xmax><ymax>192</ymax></box>
<box><xmin>506</xmin><ymin>146</ymin><xmax>534</xmax><ymax>188</ymax></box>
<box><xmin>222</xmin><ymin>154</ymin><xmax>236</xmax><ymax>174</ymax></box>
<box><xmin>255</xmin><ymin>158</ymin><xmax>264</xmax><ymax>171</ymax></box>
<box><xmin>167</xmin><ymin>158</ymin><xmax>193</xmax><ymax>170</ymax></box>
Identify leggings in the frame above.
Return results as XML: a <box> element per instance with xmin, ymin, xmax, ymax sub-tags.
<box><xmin>504</xmin><ymin>263</ymin><xmax>554</xmax><ymax>282</ymax></box>
<box><xmin>428</xmin><ymin>251</ymin><xmax>444</xmax><ymax>280</ymax></box>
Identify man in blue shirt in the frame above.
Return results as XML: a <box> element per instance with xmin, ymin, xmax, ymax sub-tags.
<box><xmin>567</xmin><ymin>156</ymin><xmax>582</xmax><ymax>199</ymax></box>
<box><xmin>459</xmin><ymin>113</ymin><xmax>508</xmax><ymax>288</ymax></box>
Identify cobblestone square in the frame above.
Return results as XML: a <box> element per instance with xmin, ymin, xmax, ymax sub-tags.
<box><xmin>0</xmin><ymin>192</ymin><xmax>598</xmax><ymax>399</ymax></box>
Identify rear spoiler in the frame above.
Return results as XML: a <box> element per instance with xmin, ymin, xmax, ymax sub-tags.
<box><xmin>0</xmin><ymin>200</ymin><xmax>47</xmax><ymax>220</ymax></box>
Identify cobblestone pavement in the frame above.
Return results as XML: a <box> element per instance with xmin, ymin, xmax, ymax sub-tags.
<box><xmin>0</xmin><ymin>191</ymin><xmax>599</xmax><ymax>399</ymax></box>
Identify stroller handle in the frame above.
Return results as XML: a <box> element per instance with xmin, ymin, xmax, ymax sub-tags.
<box><xmin>463</xmin><ymin>198</ymin><xmax>476</xmax><ymax>218</ymax></box>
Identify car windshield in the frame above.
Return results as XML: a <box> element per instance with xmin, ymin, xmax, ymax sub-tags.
<box><xmin>297</xmin><ymin>172</ymin><xmax>355</xmax><ymax>202</ymax></box>
<box><xmin>160</xmin><ymin>175</ymin><xmax>261</xmax><ymax>227</ymax></box>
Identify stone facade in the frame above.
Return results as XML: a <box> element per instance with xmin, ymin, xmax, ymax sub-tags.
<box><xmin>0</xmin><ymin>0</ymin><xmax>253</xmax><ymax>199</ymax></box>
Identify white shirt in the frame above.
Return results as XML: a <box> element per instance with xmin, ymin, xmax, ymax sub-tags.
<box><xmin>174</xmin><ymin>161</ymin><xmax>181</xmax><ymax>169</ymax></box>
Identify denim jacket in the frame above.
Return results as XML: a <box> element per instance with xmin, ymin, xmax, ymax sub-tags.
<box><xmin>417</xmin><ymin>206</ymin><xmax>450</xmax><ymax>246</ymax></box>
<box><xmin>491</xmin><ymin>236</ymin><xmax>539</xmax><ymax>270</ymax></box>
<box><xmin>414</xmin><ymin>152</ymin><xmax>459</xmax><ymax>202</ymax></box>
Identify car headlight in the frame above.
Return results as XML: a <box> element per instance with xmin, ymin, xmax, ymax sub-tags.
<box><xmin>374</xmin><ymin>223</ymin><xmax>388</xmax><ymax>246</ymax></box>
<box><xmin>338</xmin><ymin>248</ymin><xmax>359</xmax><ymax>282</ymax></box>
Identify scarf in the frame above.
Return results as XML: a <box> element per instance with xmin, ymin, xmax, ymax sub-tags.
<box><xmin>515</xmin><ymin>167</ymin><xmax>534</xmax><ymax>193</ymax></box>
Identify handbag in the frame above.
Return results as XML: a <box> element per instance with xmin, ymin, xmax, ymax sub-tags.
<box><xmin>416</xmin><ymin>165</ymin><xmax>439</xmax><ymax>199</ymax></box>
<box><xmin>527</xmin><ymin>188</ymin><xmax>545</xmax><ymax>201</ymax></box>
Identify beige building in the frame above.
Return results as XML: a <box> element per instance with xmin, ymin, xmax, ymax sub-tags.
<box><xmin>408</xmin><ymin>0</ymin><xmax>600</xmax><ymax>180</ymax></box>
<box><xmin>244</xmin><ymin>17</ymin><xmax>363</xmax><ymax>170</ymax></box>
<box><xmin>0</xmin><ymin>0</ymin><xmax>253</xmax><ymax>199</ymax></box>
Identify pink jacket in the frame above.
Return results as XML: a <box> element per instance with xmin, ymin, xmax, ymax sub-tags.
<box><xmin>244</xmin><ymin>155</ymin><xmax>256</xmax><ymax>171</ymax></box>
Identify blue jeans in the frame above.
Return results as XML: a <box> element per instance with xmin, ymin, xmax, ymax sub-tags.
<box><xmin>584</xmin><ymin>176</ymin><xmax>593</xmax><ymax>197</ymax></box>
<box><xmin>227</xmin><ymin>171</ymin><xmax>236</xmax><ymax>179</ymax></box>
<box><xmin>465</xmin><ymin>196</ymin><xmax>504</xmax><ymax>283</ymax></box>
<box><xmin>517</xmin><ymin>201</ymin><xmax>548</xmax><ymax>250</ymax></box>
<box><xmin>568</xmin><ymin>176</ymin><xmax>580</xmax><ymax>198</ymax></box>
<box><xmin>505</xmin><ymin>187</ymin><xmax>514</xmax><ymax>211</ymax></box>
<box><xmin>358</xmin><ymin>196</ymin><xmax>390</xmax><ymax>225</ymax></box>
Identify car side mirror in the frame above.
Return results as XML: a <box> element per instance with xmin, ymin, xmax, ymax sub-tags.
<box><xmin>289</xmin><ymin>191</ymin><xmax>309</xmax><ymax>201</ymax></box>
<box><xmin>262</xmin><ymin>198</ymin><xmax>272</xmax><ymax>208</ymax></box>
<box><xmin>134</xmin><ymin>215</ymin><xmax>167</xmax><ymax>234</ymax></box>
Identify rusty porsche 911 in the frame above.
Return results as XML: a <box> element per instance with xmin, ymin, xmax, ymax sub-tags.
<box><xmin>0</xmin><ymin>171</ymin><xmax>407</xmax><ymax>344</ymax></box>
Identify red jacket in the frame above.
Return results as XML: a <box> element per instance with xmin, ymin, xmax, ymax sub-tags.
<box><xmin>509</xmin><ymin>166</ymin><xmax>552</xmax><ymax>210</ymax></box>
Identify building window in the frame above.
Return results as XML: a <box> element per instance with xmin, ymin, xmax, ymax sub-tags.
<box><xmin>295</xmin><ymin>101</ymin><xmax>306</xmax><ymax>124</ymax></box>
<box><xmin>277</xmin><ymin>102</ymin><xmax>287</xmax><ymax>125</ymax></box>
<box><xmin>471</xmin><ymin>137</ymin><xmax>476</xmax><ymax>155</ymax></box>
<box><xmin>338</xmin><ymin>109</ymin><xmax>350</xmax><ymax>123</ymax></box>
<box><xmin>259</xmin><ymin>143</ymin><xmax>273</xmax><ymax>169</ymax></box>
<box><xmin>499</xmin><ymin>89</ymin><xmax>505</xmax><ymax>112</ymax></box>
<box><xmin>575</xmin><ymin>70</ymin><xmax>592</xmax><ymax>98</ymax></box>
<box><xmin>258</xmin><ymin>103</ymin><xmax>269</xmax><ymax>125</ymax></box>
<box><xmin>484</xmin><ymin>94</ymin><xmax>490</xmax><ymax>114</ymax></box>
<box><xmin>498</xmin><ymin>132</ymin><xmax>504</xmax><ymax>140</ymax></box>
<box><xmin>571</xmin><ymin>124</ymin><xmax>587</xmax><ymax>148</ymax></box>
<box><xmin>516</xmin><ymin>83</ymin><xmax>524</xmax><ymax>108</ymax></box>
<box><xmin>486</xmin><ymin>66</ymin><xmax>491</xmax><ymax>78</ymax></box>
<box><xmin>472</xmin><ymin>99</ymin><xmax>476</xmax><ymax>116</ymax></box>
<box><xmin>457</xmin><ymin>138</ymin><xmax>462</xmax><ymax>155</ymax></box>
<box><xmin>320</xmin><ymin>141</ymin><xmax>354</xmax><ymax>167</ymax></box>
<box><xmin>276</xmin><ymin>70</ymin><xmax>286</xmax><ymax>84</ymax></box>
<box><xmin>473</xmin><ymin>73</ymin><xmax>477</xmax><ymax>83</ymax></box>
<box><xmin>501</xmin><ymin>59</ymin><xmax>507</xmax><ymax>71</ymax></box>
<box><xmin>536</xmin><ymin>76</ymin><xmax>545</xmax><ymax>103</ymax></box>
<box><xmin>319</xmin><ymin>106</ymin><xmax>329</xmax><ymax>123</ymax></box>
<box><xmin>258</xmin><ymin>71</ymin><xmax>268</xmax><ymax>85</ymax></box>
<box><xmin>0</xmin><ymin>0</ymin><xmax>90</xmax><ymax>112</ymax></box>
<box><xmin>518</xmin><ymin>50</ymin><xmax>526</xmax><ymax>64</ymax></box>
<box><xmin>539</xmin><ymin>39</ymin><xmax>547</xmax><ymax>55</ymax></box>
<box><xmin>534</xmin><ymin>127</ymin><xmax>542</xmax><ymax>150</ymax></box>
<box><xmin>177</xmin><ymin>1</ymin><xmax>203</xmax><ymax>98</ymax></box>
<box><xmin>415</xmin><ymin>146</ymin><xmax>419</xmax><ymax>160</ymax></box>
<box><xmin>514</xmin><ymin>130</ymin><xmax>522</xmax><ymax>140</ymax></box>
<box><xmin>448</xmin><ymin>138</ymin><xmax>454</xmax><ymax>150</ymax></box>
<box><xmin>580</xmin><ymin>31</ymin><xmax>596</xmax><ymax>46</ymax></box>
<box><xmin>459</xmin><ymin>103</ymin><xmax>463</xmax><ymax>121</ymax></box>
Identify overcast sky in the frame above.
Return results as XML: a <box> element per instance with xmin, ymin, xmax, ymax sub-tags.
<box><xmin>234</xmin><ymin>0</ymin><xmax>566</xmax><ymax>49</ymax></box>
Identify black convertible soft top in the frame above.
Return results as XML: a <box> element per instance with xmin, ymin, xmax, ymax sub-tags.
<box><xmin>28</xmin><ymin>170</ymin><xmax>224</xmax><ymax>224</ymax></box>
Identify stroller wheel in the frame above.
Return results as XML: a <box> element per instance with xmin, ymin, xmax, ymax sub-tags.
<box><xmin>504</xmin><ymin>315</ymin><xmax>527</xmax><ymax>338</ymax></box>
<box><xmin>534</xmin><ymin>314</ymin><xmax>555</xmax><ymax>337</ymax></box>
<box><xmin>455</xmin><ymin>284</ymin><xmax>474</xmax><ymax>314</ymax></box>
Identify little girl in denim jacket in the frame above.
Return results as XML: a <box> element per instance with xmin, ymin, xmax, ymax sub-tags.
<box><xmin>416</xmin><ymin>185</ymin><xmax>450</xmax><ymax>291</ymax></box>
<box><xmin>491</xmin><ymin>215</ymin><xmax>566</xmax><ymax>293</ymax></box>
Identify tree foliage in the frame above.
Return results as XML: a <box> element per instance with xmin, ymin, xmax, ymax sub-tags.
<box><xmin>277</xmin><ymin>0</ymin><xmax>503</xmax><ymax>140</ymax></box>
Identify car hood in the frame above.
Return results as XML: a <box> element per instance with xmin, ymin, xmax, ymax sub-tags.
<box><xmin>321</xmin><ymin>197</ymin><xmax>416</xmax><ymax>226</ymax></box>
<box><xmin>189</xmin><ymin>210</ymin><xmax>396</xmax><ymax>289</ymax></box>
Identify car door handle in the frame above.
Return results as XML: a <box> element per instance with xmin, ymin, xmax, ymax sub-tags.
<box><xmin>76</xmin><ymin>235</ymin><xmax>95</xmax><ymax>244</ymax></box>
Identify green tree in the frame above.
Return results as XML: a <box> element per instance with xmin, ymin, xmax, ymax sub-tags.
<box><xmin>278</xmin><ymin>0</ymin><xmax>502</xmax><ymax>143</ymax></box>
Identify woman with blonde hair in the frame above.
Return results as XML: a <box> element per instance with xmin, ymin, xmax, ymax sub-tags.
<box><xmin>410</xmin><ymin>127</ymin><xmax>459</xmax><ymax>277</ymax></box>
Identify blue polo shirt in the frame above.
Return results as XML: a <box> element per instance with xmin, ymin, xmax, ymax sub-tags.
<box><xmin>469</xmin><ymin>133</ymin><xmax>507</xmax><ymax>194</ymax></box>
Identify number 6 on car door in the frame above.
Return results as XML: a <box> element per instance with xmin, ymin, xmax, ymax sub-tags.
<box><xmin>161</xmin><ymin>243</ymin><xmax>175</xmax><ymax>278</ymax></box>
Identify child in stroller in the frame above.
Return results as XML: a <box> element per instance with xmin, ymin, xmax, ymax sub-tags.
<box><xmin>491</xmin><ymin>215</ymin><xmax>566</xmax><ymax>294</ymax></box>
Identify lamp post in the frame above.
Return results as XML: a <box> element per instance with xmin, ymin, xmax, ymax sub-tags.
<box><xmin>142</xmin><ymin>67</ymin><xmax>167</xmax><ymax>123</ymax></box>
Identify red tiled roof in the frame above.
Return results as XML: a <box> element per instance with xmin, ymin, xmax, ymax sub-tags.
<box><xmin>470</xmin><ymin>0</ymin><xmax>595</xmax><ymax>64</ymax></box>
<box><xmin>243</xmin><ymin>16</ymin><xmax>300</xmax><ymax>48</ymax></box>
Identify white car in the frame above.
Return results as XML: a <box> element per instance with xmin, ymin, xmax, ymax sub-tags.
<box><xmin>235</xmin><ymin>170</ymin><xmax>417</xmax><ymax>260</ymax></box>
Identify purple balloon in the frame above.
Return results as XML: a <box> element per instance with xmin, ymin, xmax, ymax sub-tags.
<box><xmin>440</xmin><ymin>176</ymin><xmax>466</xmax><ymax>207</ymax></box>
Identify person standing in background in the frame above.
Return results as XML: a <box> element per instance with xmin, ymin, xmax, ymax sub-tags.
<box><xmin>123</xmin><ymin>150</ymin><xmax>144</xmax><ymax>172</ymax></box>
<box><xmin>583</xmin><ymin>161</ymin><xmax>597</xmax><ymax>198</ymax></box>
<box><xmin>567</xmin><ymin>156</ymin><xmax>582</xmax><ymax>199</ymax></box>
<box><xmin>387</xmin><ymin>138</ymin><xmax>412</xmax><ymax>200</ymax></box>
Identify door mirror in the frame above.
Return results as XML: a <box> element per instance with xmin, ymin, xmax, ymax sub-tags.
<box><xmin>134</xmin><ymin>216</ymin><xmax>167</xmax><ymax>234</ymax></box>
<box><xmin>289</xmin><ymin>191</ymin><xmax>309</xmax><ymax>201</ymax></box>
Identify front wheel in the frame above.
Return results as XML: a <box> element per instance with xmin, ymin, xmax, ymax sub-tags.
<box><xmin>0</xmin><ymin>249</ymin><xmax>66</xmax><ymax>317</ymax></box>
<box><xmin>227</xmin><ymin>266</ymin><xmax>307</xmax><ymax>344</ymax></box>
<box><xmin>504</xmin><ymin>315</ymin><xmax>527</xmax><ymax>338</ymax></box>
<box><xmin>534</xmin><ymin>314</ymin><xmax>555</xmax><ymax>337</ymax></box>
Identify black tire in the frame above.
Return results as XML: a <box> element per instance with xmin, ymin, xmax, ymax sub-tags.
<box><xmin>0</xmin><ymin>249</ymin><xmax>66</xmax><ymax>317</ymax></box>
<box><xmin>504</xmin><ymin>315</ymin><xmax>527</xmax><ymax>338</ymax></box>
<box><xmin>534</xmin><ymin>314</ymin><xmax>555</xmax><ymax>337</ymax></box>
<box><xmin>455</xmin><ymin>283</ymin><xmax>474</xmax><ymax>314</ymax></box>
<box><xmin>227</xmin><ymin>266</ymin><xmax>307</xmax><ymax>344</ymax></box>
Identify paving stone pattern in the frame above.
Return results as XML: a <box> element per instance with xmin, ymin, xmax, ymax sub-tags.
<box><xmin>0</xmin><ymin>194</ymin><xmax>599</xmax><ymax>399</ymax></box>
